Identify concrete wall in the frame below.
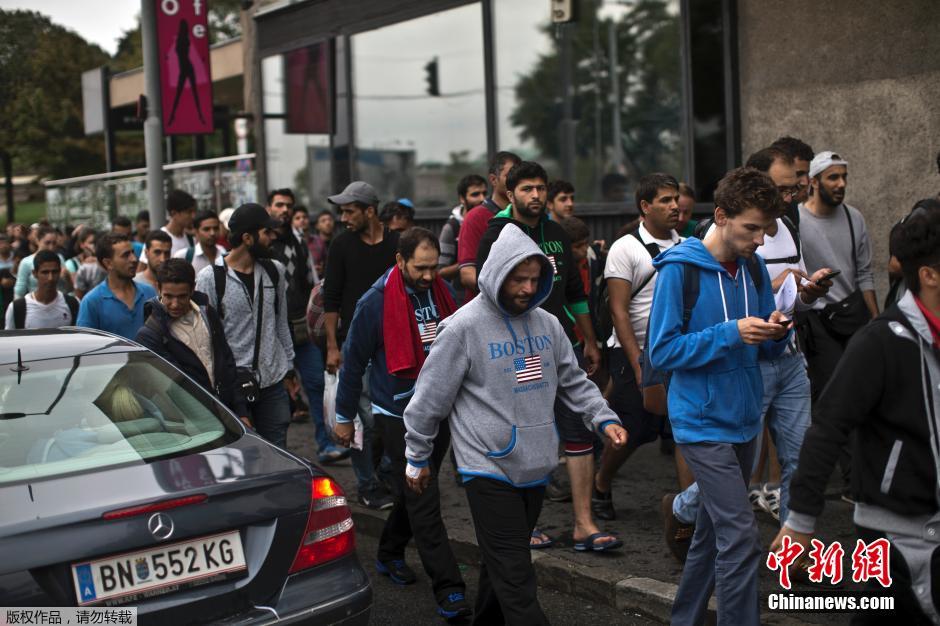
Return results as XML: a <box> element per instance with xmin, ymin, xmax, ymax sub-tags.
<box><xmin>736</xmin><ymin>0</ymin><xmax>940</xmax><ymax>298</ymax></box>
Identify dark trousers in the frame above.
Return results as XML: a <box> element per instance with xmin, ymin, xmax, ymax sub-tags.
<box><xmin>851</xmin><ymin>526</ymin><xmax>940</xmax><ymax>625</ymax></box>
<box><xmin>376</xmin><ymin>415</ymin><xmax>464</xmax><ymax>602</ymax></box>
<box><xmin>248</xmin><ymin>380</ymin><xmax>290</xmax><ymax>449</ymax></box>
<box><xmin>464</xmin><ymin>478</ymin><xmax>549</xmax><ymax>626</ymax></box>
<box><xmin>799</xmin><ymin>310</ymin><xmax>853</xmax><ymax>484</ymax></box>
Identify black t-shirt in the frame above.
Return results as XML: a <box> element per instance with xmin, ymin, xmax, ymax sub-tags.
<box><xmin>323</xmin><ymin>228</ymin><xmax>399</xmax><ymax>339</ymax></box>
<box><xmin>234</xmin><ymin>269</ymin><xmax>254</xmax><ymax>302</ymax></box>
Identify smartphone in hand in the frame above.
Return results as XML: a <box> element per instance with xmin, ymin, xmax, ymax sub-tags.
<box><xmin>816</xmin><ymin>269</ymin><xmax>841</xmax><ymax>285</ymax></box>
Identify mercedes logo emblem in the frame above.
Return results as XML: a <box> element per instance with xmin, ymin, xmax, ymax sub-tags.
<box><xmin>147</xmin><ymin>512</ymin><xmax>175</xmax><ymax>541</ymax></box>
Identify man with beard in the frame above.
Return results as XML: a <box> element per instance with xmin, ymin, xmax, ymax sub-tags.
<box><xmin>798</xmin><ymin>151</ymin><xmax>878</xmax><ymax>402</ymax></box>
<box><xmin>77</xmin><ymin>233</ymin><xmax>157</xmax><ymax>340</ymax></box>
<box><xmin>323</xmin><ymin>181</ymin><xmax>399</xmax><ymax>509</ymax></box>
<box><xmin>195</xmin><ymin>203</ymin><xmax>294</xmax><ymax>448</ymax></box>
<box><xmin>404</xmin><ymin>225</ymin><xmax>626</xmax><ymax>624</ymax></box>
<box><xmin>475</xmin><ymin>161</ymin><xmax>617</xmax><ymax>553</ymax></box>
<box><xmin>332</xmin><ymin>228</ymin><xmax>470</xmax><ymax>620</ymax></box>
<box><xmin>265</xmin><ymin>189</ymin><xmax>346</xmax><ymax>464</ymax></box>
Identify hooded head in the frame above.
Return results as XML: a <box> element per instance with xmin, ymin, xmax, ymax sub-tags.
<box><xmin>478</xmin><ymin>224</ymin><xmax>554</xmax><ymax>316</ymax></box>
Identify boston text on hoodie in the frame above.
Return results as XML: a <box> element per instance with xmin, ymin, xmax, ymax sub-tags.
<box><xmin>646</xmin><ymin>237</ymin><xmax>788</xmax><ymax>445</ymax></box>
<box><xmin>404</xmin><ymin>225</ymin><xmax>620</xmax><ymax>488</ymax></box>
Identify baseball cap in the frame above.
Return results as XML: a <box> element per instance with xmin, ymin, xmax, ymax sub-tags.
<box><xmin>227</xmin><ymin>203</ymin><xmax>281</xmax><ymax>236</ymax></box>
<box><xmin>328</xmin><ymin>181</ymin><xmax>379</xmax><ymax>207</ymax></box>
<box><xmin>809</xmin><ymin>151</ymin><xmax>849</xmax><ymax>178</ymax></box>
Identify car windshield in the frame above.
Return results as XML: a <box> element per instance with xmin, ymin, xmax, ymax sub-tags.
<box><xmin>0</xmin><ymin>350</ymin><xmax>241</xmax><ymax>484</ymax></box>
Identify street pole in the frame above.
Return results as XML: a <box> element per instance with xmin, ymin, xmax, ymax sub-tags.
<box><xmin>608</xmin><ymin>21</ymin><xmax>624</xmax><ymax>174</ymax></box>
<box><xmin>141</xmin><ymin>0</ymin><xmax>166</xmax><ymax>227</ymax></box>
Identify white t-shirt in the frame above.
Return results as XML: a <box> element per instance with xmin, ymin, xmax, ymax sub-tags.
<box><xmin>172</xmin><ymin>242</ymin><xmax>226</xmax><ymax>275</ymax></box>
<box><xmin>604</xmin><ymin>222</ymin><xmax>681</xmax><ymax>350</ymax></box>
<box><xmin>139</xmin><ymin>226</ymin><xmax>193</xmax><ymax>265</ymax></box>
<box><xmin>4</xmin><ymin>292</ymin><xmax>73</xmax><ymax>329</ymax></box>
<box><xmin>756</xmin><ymin>218</ymin><xmax>809</xmax><ymax>317</ymax></box>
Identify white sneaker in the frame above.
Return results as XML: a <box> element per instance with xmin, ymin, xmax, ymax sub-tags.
<box><xmin>760</xmin><ymin>483</ymin><xmax>781</xmax><ymax>521</ymax></box>
<box><xmin>748</xmin><ymin>486</ymin><xmax>764</xmax><ymax>512</ymax></box>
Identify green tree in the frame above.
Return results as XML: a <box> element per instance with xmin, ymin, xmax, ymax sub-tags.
<box><xmin>0</xmin><ymin>10</ymin><xmax>109</xmax><ymax>179</ymax></box>
<box><xmin>508</xmin><ymin>0</ymin><xmax>682</xmax><ymax>194</ymax></box>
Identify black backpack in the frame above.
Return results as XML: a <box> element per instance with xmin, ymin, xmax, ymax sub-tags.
<box><xmin>12</xmin><ymin>294</ymin><xmax>79</xmax><ymax>329</ymax></box>
<box><xmin>212</xmin><ymin>260</ymin><xmax>280</xmax><ymax>319</ymax></box>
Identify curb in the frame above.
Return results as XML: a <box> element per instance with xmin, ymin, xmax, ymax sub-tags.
<box><xmin>350</xmin><ymin>503</ymin><xmax>697</xmax><ymax>623</ymax></box>
<box><xmin>350</xmin><ymin>504</ymin><xmax>810</xmax><ymax>625</ymax></box>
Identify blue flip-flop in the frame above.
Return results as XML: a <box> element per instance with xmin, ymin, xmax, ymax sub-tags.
<box><xmin>574</xmin><ymin>532</ymin><xmax>623</xmax><ymax>552</ymax></box>
<box><xmin>529</xmin><ymin>528</ymin><xmax>554</xmax><ymax>549</ymax></box>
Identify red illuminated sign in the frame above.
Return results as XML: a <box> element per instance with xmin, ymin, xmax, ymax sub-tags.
<box><xmin>155</xmin><ymin>0</ymin><xmax>214</xmax><ymax>135</ymax></box>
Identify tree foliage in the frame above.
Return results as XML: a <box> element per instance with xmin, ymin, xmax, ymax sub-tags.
<box><xmin>0</xmin><ymin>10</ymin><xmax>109</xmax><ymax>178</ymax></box>
<box><xmin>508</xmin><ymin>0</ymin><xmax>682</xmax><ymax>190</ymax></box>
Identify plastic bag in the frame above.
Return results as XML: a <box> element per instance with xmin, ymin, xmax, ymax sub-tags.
<box><xmin>322</xmin><ymin>372</ymin><xmax>363</xmax><ymax>450</ymax></box>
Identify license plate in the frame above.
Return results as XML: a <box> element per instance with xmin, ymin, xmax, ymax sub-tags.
<box><xmin>71</xmin><ymin>530</ymin><xmax>246</xmax><ymax>606</ymax></box>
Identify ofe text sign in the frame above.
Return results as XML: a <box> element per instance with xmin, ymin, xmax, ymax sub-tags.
<box><xmin>156</xmin><ymin>0</ymin><xmax>214</xmax><ymax>135</ymax></box>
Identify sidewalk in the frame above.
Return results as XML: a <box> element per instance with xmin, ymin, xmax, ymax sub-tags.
<box><xmin>286</xmin><ymin>421</ymin><xmax>857</xmax><ymax>624</ymax></box>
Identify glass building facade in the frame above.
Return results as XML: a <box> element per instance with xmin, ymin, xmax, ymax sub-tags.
<box><xmin>255</xmin><ymin>0</ymin><xmax>738</xmax><ymax>218</ymax></box>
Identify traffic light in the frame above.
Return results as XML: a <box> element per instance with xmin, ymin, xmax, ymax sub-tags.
<box><xmin>424</xmin><ymin>57</ymin><xmax>440</xmax><ymax>97</ymax></box>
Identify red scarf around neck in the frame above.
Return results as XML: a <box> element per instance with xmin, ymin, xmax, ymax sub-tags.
<box><xmin>383</xmin><ymin>265</ymin><xmax>457</xmax><ymax>379</ymax></box>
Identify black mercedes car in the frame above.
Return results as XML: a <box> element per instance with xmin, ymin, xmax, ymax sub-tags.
<box><xmin>0</xmin><ymin>328</ymin><xmax>371</xmax><ymax>624</ymax></box>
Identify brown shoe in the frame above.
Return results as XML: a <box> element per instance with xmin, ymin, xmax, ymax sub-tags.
<box><xmin>662</xmin><ymin>494</ymin><xmax>695</xmax><ymax>564</ymax></box>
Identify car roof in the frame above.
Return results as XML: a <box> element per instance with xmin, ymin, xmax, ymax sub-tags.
<box><xmin>0</xmin><ymin>328</ymin><xmax>144</xmax><ymax>365</ymax></box>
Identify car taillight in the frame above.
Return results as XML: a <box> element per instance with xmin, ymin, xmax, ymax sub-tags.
<box><xmin>288</xmin><ymin>477</ymin><xmax>355</xmax><ymax>573</ymax></box>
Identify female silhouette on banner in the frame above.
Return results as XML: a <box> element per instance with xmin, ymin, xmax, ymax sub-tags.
<box><xmin>167</xmin><ymin>19</ymin><xmax>206</xmax><ymax>127</ymax></box>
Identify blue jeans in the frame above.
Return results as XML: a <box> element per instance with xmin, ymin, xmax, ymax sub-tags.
<box><xmin>673</xmin><ymin>351</ymin><xmax>812</xmax><ymax>525</ymax></box>
<box><xmin>248</xmin><ymin>381</ymin><xmax>291</xmax><ymax>449</ymax></box>
<box><xmin>293</xmin><ymin>341</ymin><xmax>333</xmax><ymax>453</ymax></box>
<box><xmin>672</xmin><ymin>439</ymin><xmax>760</xmax><ymax>626</ymax></box>
<box><xmin>348</xmin><ymin>367</ymin><xmax>377</xmax><ymax>494</ymax></box>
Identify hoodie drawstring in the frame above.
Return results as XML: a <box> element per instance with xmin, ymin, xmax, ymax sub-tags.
<box><xmin>501</xmin><ymin>315</ymin><xmax>537</xmax><ymax>357</ymax></box>
<box><xmin>716</xmin><ymin>266</ymin><xmax>750</xmax><ymax>323</ymax></box>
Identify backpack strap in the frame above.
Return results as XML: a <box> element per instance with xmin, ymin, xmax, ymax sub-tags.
<box><xmin>258</xmin><ymin>259</ymin><xmax>280</xmax><ymax>316</ymax></box>
<box><xmin>13</xmin><ymin>297</ymin><xmax>26</xmax><ymax>330</ymax></box>
<box><xmin>745</xmin><ymin>256</ymin><xmax>764</xmax><ymax>291</ymax></box>
<box><xmin>65</xmin><ymin>295</ymin><xmax>79</xmax><ymax>324</ymax></box>
<box><xmin>844</xmin><ymin>205</ymin><xmax>858</xmax><ymax>273</ymax></box>
<box><xmin>628</xmin><ymin>230</ymin><xmax>663</xmax><ymax>297</ymax></box>
<box><xmin>185</xmin><ymin>246</ymin><xmax>195</xmax><ymax>263</ymax></box>
<box><xmin>761</xmin><ymin>216</ymin><xmax>802</xmax><ymax>265</ymax></box>
<box><xmin>693</xmin><ymin>218</ymin><xmax>713</xmax><ymax>240</ymax></box>
<box><xmin>680</xmin><ymin>264</ymin><xmax>700</xmax><ymax>334</ymax></box>
<box><xmin>186</xmin><ymin>233</ymin><xmax>195</xmax><ymax>248</ymax></box>
<box><xmin>213</xmin><ymin>264</ymin><xmax>227</xmax><ymax>319</ymax></box>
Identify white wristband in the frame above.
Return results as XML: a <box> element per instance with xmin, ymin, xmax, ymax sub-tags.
<box><xmin>406</xmin><ymin>463</ymin><xmax>423</xmax><ymax>479</ymax></box>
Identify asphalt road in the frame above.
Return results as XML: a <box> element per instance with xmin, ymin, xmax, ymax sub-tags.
<box><xmin>356</xmin><ymin>531</ymin><xmax>657</xmax><ymax>626</ymax></box>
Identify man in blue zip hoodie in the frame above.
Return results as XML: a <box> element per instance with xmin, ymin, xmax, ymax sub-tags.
<box><xmin>404</xmin><ymin>224</ymin><xmax>627</xmax><ymax>625</ymax></box>
<box><xmin>647</xmin><ymin>167</ymin><xmax>791</xmax><ymax>625</ymax></box>
<box><xmin>333</xmin><ymin>228</ymin><xmax>469</xmax><ymax>620</ymax></box>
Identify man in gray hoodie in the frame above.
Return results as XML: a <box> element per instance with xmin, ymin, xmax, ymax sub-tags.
<box><xmin>404</xmin><ymin>224</ymin><xmax>627</xmax><ymax>625</ymax></box>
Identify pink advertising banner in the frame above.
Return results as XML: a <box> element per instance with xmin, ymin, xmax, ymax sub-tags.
<box><xmin>155</xmin><ymin>0</ymin><xmax>214</xmax><ymax>135</ymax></box>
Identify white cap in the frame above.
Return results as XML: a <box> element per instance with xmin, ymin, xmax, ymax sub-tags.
<box><xmin>809</xmin><ymin>151</ymin><xmax>848</xmax><ymax>178</ymax></box>
<box><xmin>218</xmin><ymin>207</ymin><xmax>235</xmax><ymax>230</ymax></box>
